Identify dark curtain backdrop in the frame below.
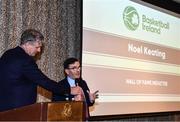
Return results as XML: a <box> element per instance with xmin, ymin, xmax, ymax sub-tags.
<box><xmin>0</xmin><ymin>0</ymin><xmax>81</xmax><ymax>101</ymax></box>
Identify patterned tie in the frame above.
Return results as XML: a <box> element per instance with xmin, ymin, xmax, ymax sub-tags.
<box><xmin>75</xmin><ymin>79</ymin><xmax>89</xmax><ymax>120</ymax></box>
<box><xmin>74</xmin><ymin>89</ymin><xmax>89</xmax><ymax>120</ymax></box>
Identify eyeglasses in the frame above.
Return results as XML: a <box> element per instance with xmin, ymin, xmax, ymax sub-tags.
<box><xmin>68</xmin><ymin>66</ymin><xmax>81</xmax><ymax>70</ymax></box>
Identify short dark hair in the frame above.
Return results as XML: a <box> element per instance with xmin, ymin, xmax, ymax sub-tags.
<box><xmin>63</xmin><ymin>57</ymin><xmax>79</xmax><ymax>69</ymax></box>
<box><xmin>20</xmin><ymin>29</ymin><xmax>44</xmax><ymax>45</ymax></box>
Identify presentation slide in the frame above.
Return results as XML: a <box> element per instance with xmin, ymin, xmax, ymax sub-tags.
<box><xmin>82</xmin><ymin>0</ymin><xmax>180</xmax><ymax>116</ymax></box>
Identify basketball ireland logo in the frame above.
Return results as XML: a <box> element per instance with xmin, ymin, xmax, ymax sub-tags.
<box><xmin>123</xmin><ymin>6</ymin><xmax>140</xmax><ymax>31</ymax></box>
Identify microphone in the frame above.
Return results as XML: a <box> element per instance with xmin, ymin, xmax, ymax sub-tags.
<box><xmin>75</xmin><ymin>78</ymin><xmax>81</xmax><ymax>86</ymax></box>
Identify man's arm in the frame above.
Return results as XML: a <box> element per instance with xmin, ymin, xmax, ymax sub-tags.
<box><xmin>22</xmin><ymin>58</ymin><xmax>75</xmax><ymax>95</ymax></box>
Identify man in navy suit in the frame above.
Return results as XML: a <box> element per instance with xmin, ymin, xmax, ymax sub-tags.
<box><xmin>0</xmin><ymin>29</ymin><xmax>82</xmax><ymax>112</ymax></box>
<box><xmin>52</xmin><ymin>57</ymin><xmax>99</xmax><ymax>120</ymax></box>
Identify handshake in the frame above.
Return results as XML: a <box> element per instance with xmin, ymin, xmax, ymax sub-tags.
<box><xmin>71</xmin><ymin>86</ymin><xmax>99</xmax><ymax>102</ymax></box>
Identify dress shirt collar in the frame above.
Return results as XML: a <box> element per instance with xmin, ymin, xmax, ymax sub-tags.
<box><xmin>67</xmin><ymin>76</ymin><xmax>76</xmax><ymax>87</ymax></box>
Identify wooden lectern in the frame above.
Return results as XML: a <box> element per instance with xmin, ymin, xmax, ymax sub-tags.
<box><xmin>0</xmin><ymin>101</ymin><xmax>85</xmax><ymax>121</ymax></box>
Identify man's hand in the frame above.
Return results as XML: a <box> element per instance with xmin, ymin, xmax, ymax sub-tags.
<box><xmin>70</xmin><ymin>86</ymin><xmax>84</xmax><ymax>101</ymax></box>
<box><xmin>70</xmin><ymin>86</ymin><xmax>82</xmax><ymax>95</ymax></box>
<box><xmin>87</xmin><ymin>90</ymin><xmax>99</xmax><ymax>102</ymax></box>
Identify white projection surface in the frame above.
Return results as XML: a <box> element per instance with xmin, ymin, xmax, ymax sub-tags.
<box><xmin>82</xmin><ymin>0</ymin><xmax>180</xmax><ymax>116</ymax></box>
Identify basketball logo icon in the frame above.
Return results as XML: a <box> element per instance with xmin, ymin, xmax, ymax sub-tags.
<box><xmin>123</xmin><ymin>6</ymin><xmax>140</xmax><ymax>31</ymax></box>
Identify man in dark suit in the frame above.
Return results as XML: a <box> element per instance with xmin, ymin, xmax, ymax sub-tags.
<box><xmin>52</xmin><ymin>57</ymin><xmax>98</xmax><ymax>120</ymax></box>
<box><xmin>0</xmin><ymin>29</ymin><xmax>82</xmax><ymax>112</ymax></box>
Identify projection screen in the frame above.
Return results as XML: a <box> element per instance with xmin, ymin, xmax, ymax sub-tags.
<box><xmin>82</xmin><ymin>0</ymin><xmax>180</xmax><ymax>116</ymax></box>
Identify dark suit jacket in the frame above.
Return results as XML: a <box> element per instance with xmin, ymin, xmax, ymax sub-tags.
<box><xmin>0</xmin><ymin>46</ymin><xmax>70</xmax><ymax>112</ymax></box>
<box><xmin>52</xmin><ymin>77</ymin><xmax>95</xmax><ymax>118</ymax></box>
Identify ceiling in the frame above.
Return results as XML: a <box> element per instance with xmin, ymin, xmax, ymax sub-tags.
<box><xmin>141</xmin><ymin>0</ymin><xmax>180</xmax><ymax>14</ymax></box>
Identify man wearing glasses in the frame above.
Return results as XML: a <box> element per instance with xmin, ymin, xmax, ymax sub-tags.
<box><xmin>52</xmin><ymin>57</ymin><xmax>98</xmax><ymax>120</ymax></box>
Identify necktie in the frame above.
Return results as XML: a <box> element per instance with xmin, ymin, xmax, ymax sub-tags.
<box><xmin>74</xmin><ymin>89</ymin><xmax>89</xmax><ymax>120</ymax></box>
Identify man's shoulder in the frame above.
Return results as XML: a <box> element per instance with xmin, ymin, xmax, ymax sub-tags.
<box><xmin>77</xmin><ymin>78</ymin><xmax>87</xmax><ymax>87</ymax></box>
<box><xmin>79</xmin><ymin>78</ymin><xmax>86</xmax><ymax>83</ymax></box>
<box><xmin>1</xmin><ymin>46</ymin><xmax>34</xmax><ymax>65</ymax></box>
<box><xmin>58</xmin><ymin>78</ymin><xmax>67</xmax><ymax>84</ymax></box>
<box><xmin>2</xmin><ymin>46</ymin><xmax>27</xmax><ymax>58</ymax></box>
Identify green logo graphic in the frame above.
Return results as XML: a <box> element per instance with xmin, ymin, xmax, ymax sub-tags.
<box><xmin>123</xmin><ymin>6</ymin><xmax>139</xmax><ymax>31</ymax></box>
